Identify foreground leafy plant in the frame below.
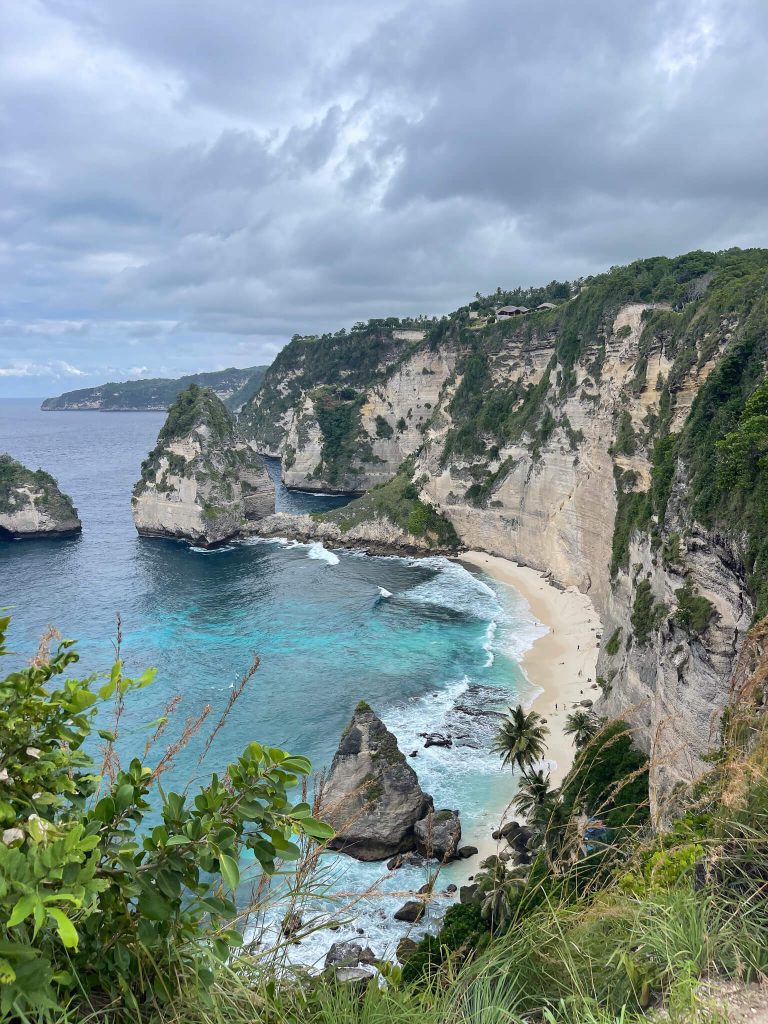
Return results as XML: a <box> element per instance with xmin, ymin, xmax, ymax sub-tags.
<box><xmin>0</xmin><ymin>615</ymin><xmax>333</xmax><ymax>1019</ymax></box>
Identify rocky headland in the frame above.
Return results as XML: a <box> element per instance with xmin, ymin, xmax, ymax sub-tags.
<box><xmin>0</xmin><ymin>454</ymin><xmax>81</xmax><ymax>539</ymax></box>
<box><xmin>132</xmin><ymin>384</ymin><xmax>274</xmax><ymax>547</ymax></box>
<box><xmin>237</xmin><ymin>250</ymin><xmax>768</xmax><ymax>812</ymax></box>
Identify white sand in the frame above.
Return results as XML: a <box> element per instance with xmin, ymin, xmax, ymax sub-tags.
<box><xmin>457</xmin><ymin>552</ymin><xmax>602</xmax><ymax>868</ymax></box>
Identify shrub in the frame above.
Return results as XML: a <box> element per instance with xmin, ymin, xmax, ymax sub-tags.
<box><xmin>673</xmin><ymin>578</ymin><xmax>717</xmax><ymax>634</ymax></box>
<box><xmin>0</xmin><ymin>616</ymin><xmax>331</xmax><ymax>1018</ymax></box>
<box><xmin>605</xmin><ymin>628</ymin><xmax>622</xmax><ymax>656</ymax></box>
<box><xmin>631</xmin><ymin>580</ymin><xmax>666</xmax><ymax>645</ymax></box>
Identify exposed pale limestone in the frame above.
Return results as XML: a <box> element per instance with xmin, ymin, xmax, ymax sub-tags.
<box><xmin>0</xmin><ymin>455</ymin><xmax>81</xmax><ymax>539</ymax></box>
<box><xmin>132</xmin><ymin>386</ymin><xmax>274</xmax><ymax>547</ymax></box>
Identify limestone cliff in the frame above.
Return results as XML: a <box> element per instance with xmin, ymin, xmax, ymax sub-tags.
<box><xmin>241</xmin><ymin>249</ymin><xmax>768</xmax><ymax>804</ymax></box>
<box><xmin>132</xmin><ymin>384</ymin><xmax>274</xmax><ymax>547</ymax></box>
<box><xmin>0</xmin><ymin>455</ymin><xmax>81</xmax><ymax>539</ymax></box>
<box><xmin>240</xmin><ymin>321</ymin><xmax>453</xmax><ymax>492</ymax></box>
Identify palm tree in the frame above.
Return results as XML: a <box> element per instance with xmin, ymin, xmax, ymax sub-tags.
<box><xmin>492</xmin><ymin>705</ymin><xmax>549</xmax><ymax>772</ymax></box>
<box><xmin>474</xmin><ymin>855</ymin><xmax>523</xmax><ymax>931</ymax></box>
<box><xmin>563</xmin><ymin>709</ymin><xmax>600</xmax><ymax>749</ymax></box>
<box><xmin>511</xmin><ymin>767</ymin><xmax>555</xmax><ymax>819</ymax></box>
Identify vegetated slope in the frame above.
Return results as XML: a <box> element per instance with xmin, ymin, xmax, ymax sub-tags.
<box><xmin>239</xmin><ymin>318</ymin><xmax>452</xmax><ymax>492</ymax></box>
<box><xmin>132</xmin><ymin>384</ymin><xmax>274</xmax><ymax>547</ymax></box>
<box><xmin>0</xmin><ymin>453</ymin><xmax>81</xmax><ymax>538</ymax></box>
<box><xmin>42</xmin><ymin>365</ymin><xmax>267</xmax><ymax>412</ymax></box>
<box><xmin>246</xmin><ymin>247</ymin><xmax>768</xmax><ymax>804</ymax></box>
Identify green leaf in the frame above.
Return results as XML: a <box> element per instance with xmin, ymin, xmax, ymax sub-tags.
<box><xmin>48</xmin><ymin>909</ymin><xmax>78</xmax><ymax>949</ymax></box>
<box><xmin>298</xmin><ymin>816</ymin><xmax>335</xmax><ymax>840</ymax></box>
<box><xmin>218</xmin><ymin>853</ymin><xmax>240</xmax><ymax>891</ymax></box>
<box><xmin>8</xmin><ymin>894</ymin><xmax>37</xmax><ymax>928</ymax></box>
<box><xmin>137</xmin><ymin>890</ymin><xmax>171</xmax><ymax>922</ymax></box>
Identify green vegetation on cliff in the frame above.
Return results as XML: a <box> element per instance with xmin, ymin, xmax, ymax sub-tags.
<box><xmin>0</xmin><ymin>454</ymin><xmax>78</xmax><ymax>522</ymax></box>
<box><xmin>41</xmin><ymin>366</ymin><xmax>266</xmax><ymax>412</ymax></box>
<box><xmin>317</xmin><ymin>467</ymin><xmax>460</xmax><ymax>549</ymax></box>
<box><xmin>134</xmin><ymin>385</ymin><xmax>256</xmax><ymax>502</ymax></box>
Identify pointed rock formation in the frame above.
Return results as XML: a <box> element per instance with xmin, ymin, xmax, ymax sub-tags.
<box><xmin>414</xmin><ymin>809</ymin><xmax>462</xmax><ymax>861</ymax></box>
<box><xmin>132</xmin><ymin>384</ymin><xmax>274</xmax><ymax>547</ymax></box>
<box><xmin>323</xmin><ymin>702</ymin><xmax>433</xmax><ymax>861</ymax></box>
<box><xmin>0</xmin><ymin>454</ymin><xmax>81</xmax><ymax>539</ymax></box>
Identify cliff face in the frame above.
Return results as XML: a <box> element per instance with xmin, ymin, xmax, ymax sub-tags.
<box><xmin>0</xmin><ymin>454</ymin><xmax>81</xmax><ymax>539</ymax></box>
<box><xmin>240</xmin><ymin>322</ymin><xmax>453</xmax><ymax>492</ymax></box>
<box><xmin>243</xmin><ymin>249</ymin><xmax>768</xmax><ymax>803</ymax></box>
<box><xmin>132</xmin><ymin>385</ymin><xmax>274</xmax><ymax>547</ymax></box>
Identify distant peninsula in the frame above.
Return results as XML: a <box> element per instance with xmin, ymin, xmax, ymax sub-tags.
<box><xmin>41</xmin><ymin>365</ymin><xmax>267</xmax><ymax>413</ymax></box>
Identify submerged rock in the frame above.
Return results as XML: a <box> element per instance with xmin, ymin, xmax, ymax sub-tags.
<box><xmin>387</xmin><ymin>851</ymin><xmax>429</xmax><ymax>871</ymax></box>
<box><xmin>132</xmin><ymin>384</ymin><xmax>274</xmax><ymax>547</ymax></box>
<box><xmin>414</xmin><ymin>809</ymin><xmax>462</xmax><ymax>861</ymax></box>
<box><xmin>0</xmin><ymin>454</ymin><xmax>81</xmax><ymax>539</ymax></box>
<box><xmin>323</xmin><ymin>703</ymin><xmax>433</xmax><ymax>861</ymax></box>
<box><xmin>393</xmin><ymin>900</ymin><xmax>425</xmax><ymax>923</ymax></box>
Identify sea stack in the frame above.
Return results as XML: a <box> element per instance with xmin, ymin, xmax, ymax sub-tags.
<box><xmin>323</xmin><ymin>702</ymin><xmax>433</xmax><ymax>861</ymax></box>
<box><xmin>0</xmin><ymin>454</ymin><xmax>81</xmax><ymax>539</ymax></box>
<box><xmin>132</xmin><ymin>384</ymin><xmax>274</xmax><ymax>547</ymax></box>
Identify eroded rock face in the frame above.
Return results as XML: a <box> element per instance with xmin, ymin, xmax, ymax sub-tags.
<box><xmin>0</xmin><ymin>454</ymin><xmax>81</xmax><ymax>539</ymax></box>
<box><xmin>323</xmin><ymin>703</ymin><xmax>433</xmax><ymax>861</ymax></box>
<box><xmin>132</xmin><ymin>384</ymin><xmax>274</xmax><ymax>547</ymax></box>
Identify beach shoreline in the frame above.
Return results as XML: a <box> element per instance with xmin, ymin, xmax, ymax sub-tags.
<box><xmin>456</xmin><ymin>551</ymin><xmax>602</xmax><ymax>868</ymax></box>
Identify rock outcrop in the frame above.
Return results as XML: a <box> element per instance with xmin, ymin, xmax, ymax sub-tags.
<box><xmin>323</xmin><ymin>703</ymin><xmax>433</xmax><ymax>861</ymax></box>
<box><xmin>0</xmin><ymin>454</ymin><xmax>81</xmax><ymax>539</ymax></box>
<box><xmin>414</xmin><ymin>809</ymin><xmax>462</xmax><ymax>861</ymax></box>
<box><xmin>132</xmin><ymin>384</ymin><xmax>274</xmax><ymax>547</ymax></box>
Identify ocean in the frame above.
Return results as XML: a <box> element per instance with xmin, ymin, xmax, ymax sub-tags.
<box><xmin>0</xmin><ymin>398</ymin><xmax>545</xmax><ymax>965</ymax></box>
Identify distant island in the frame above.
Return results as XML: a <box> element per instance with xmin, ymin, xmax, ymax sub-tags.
<box><xmin>41</xmin><ymin>365</ymin><xmax>267</xmax><ymax>413</ymax></box>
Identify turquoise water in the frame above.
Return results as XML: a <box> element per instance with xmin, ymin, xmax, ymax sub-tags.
<box><xmin>0</xmin><ymin>399</ymin><xmax>543</xmax><ymax>964</ymax></box>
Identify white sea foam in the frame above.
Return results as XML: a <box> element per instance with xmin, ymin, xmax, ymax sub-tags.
<box><xmin>402</xmin><ymin>556</ymin><xmax>506</xmax><ymax>621</ymax></box>
<box><xmin>483</xmin><ymin>620</ymin><xmax>498</xmax><ymax>666</ymax></box>
<box><xmin>189</xmin><ymin>544</ymin><xmax>235</xmax><ymax>554</ymax></box>
<box><xmin>307</xmin><ymin>541</ymin><xmax>340</xmax><ymax>565</ymax></box>
<box><xmin>377</xmin><ymin>587</ymin><xmax>393</xmax><ymax>598</ymax></box>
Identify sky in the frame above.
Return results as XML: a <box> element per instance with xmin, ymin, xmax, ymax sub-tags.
<box><xmin>2</xmin><ymin>0</ymin><xmax>768</xmax><ymax>397</ymax></box>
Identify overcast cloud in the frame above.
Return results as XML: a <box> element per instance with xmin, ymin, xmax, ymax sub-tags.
<box><xmin>2</xmin><ymin>0</ymin><xmax>768</xmax><ymax>396</ymax></box>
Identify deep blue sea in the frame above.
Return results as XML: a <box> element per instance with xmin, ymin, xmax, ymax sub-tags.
<box><xmin>0</xmin><ymin>398</ymin><xmax>543</xmax><ymax>964</ymax></box>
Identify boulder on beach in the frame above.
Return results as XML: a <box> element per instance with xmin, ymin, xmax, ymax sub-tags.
<box><xmin>414</xmin><ymin>809</ymin><xmax>462</xmax><ymax>861</ymax></box>
<box><xmin>323</xmin><ymin>702</ymin><xmax>433</xmax><ymax>861</ymax></box>
<box><xmin>396</xmin><ymin>937</ymin><xmax>418</xmax><ymax>963</ymax></box>
<box><xmin>324</xmin><ymin>941</ymin><xmax>377</xmax><ymax>969</ymax></box>
<box><xmin>458</xmin><ymin>845</ymin><xmax>479</xmax><ymax>859</ymax></box>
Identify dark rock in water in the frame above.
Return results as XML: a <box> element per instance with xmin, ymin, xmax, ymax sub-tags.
<box><xmin>394</xmin><ymin>900</ymin><xmax>426</xmax><ymax>923</ymax></box>
<box><xmin>417</xmin><ymin>883</ymin><xmax>432</xmax><ymax>895</ymax></box>
<box><xmin>415</xmin><ymin>809</ymin><xmax>461</xmax><ymax>860</ymax></box>
<box><xmin>396</xmin><ymin>937</ymin><xmax>418</xmax><ymax>963</ymax></box>
<box><xmin>409</xmin><ymin>750</ymin><xmax>418</xmax><ymax>757</ymax></box>
<box><xmin>423</xmin><ymin>733</ymin><xmax>452</xmax><ymax>748</ymax></box>
<box><xmin>324</xmin><ymin>941</ymin><xmax>377</xmax><ymax>969</ymax></box>
<box><xmin>281</xmin><ymin>912</ymin><xmax>302</xmax><ymax>937</ymax></box>
<box><xmin>446</xmin><ymin>883</ymin><xmax>458</xmax><ymax>894</ymax></box>
<box><xmin>458</xmin><ymin>845</ymin><xmax>479</xmax><ymax>859</ymax></box>
<box><xmin>387</xmin><ymin>851</ymin><xmax>429</xmax><ymax>871</ymax></box>
<box><xmin>459</xmin><ymin>884</ymin><xmax>480</xmax><ymax>906</ymax></box>
<box><xmin>324</xmin><ymin>703</ymin><xmax>433</xmax><ymax>861</ymax></box>
<box><xmin>331</xmin><ymin>967</ymin><xmax>375</xmax><ymax>990</ymax></box>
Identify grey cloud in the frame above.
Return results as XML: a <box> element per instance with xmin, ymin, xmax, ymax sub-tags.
<box><xmin>3</xmin><ymin>0</ymin><xmax>768</xmax><ymax>396</ymax></box>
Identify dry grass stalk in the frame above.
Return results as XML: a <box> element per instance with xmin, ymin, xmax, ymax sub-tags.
<box><xmin>198</xmin><ymin>653</ymin><xmax>260</xmax><ymax>766</ymax></box>
<box><xmin>151</xmin><ymin>704</ymin><xmax>212</xmax><ymax>782</ymax></box>
<box><xmin>30</xmin><ymin>625</ymin><xmax>60</xmax><ymax>667</ymax></box>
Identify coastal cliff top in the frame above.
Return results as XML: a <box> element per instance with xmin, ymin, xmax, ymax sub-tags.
<box><xmin>156</xmin><ymin>383</ymin><xmax>237</xmax><ymax>444</ymax></box>
<box><xmin>0</xmin><ymin>453</ymin><xmax>79</xmax><ymax>524</ymax></box>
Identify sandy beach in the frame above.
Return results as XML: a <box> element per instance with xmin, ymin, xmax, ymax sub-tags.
<box><xmin>458</xmin><ymin>551</ymin><xmax>602</xmax><ymax>866</ymax></box>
